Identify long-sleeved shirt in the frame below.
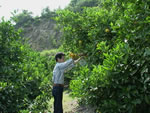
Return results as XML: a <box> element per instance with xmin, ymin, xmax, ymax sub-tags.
<box><xmin>52</xmin><ymin>58</ymin><xmax>75</xmax><ymax>84</ymax></box>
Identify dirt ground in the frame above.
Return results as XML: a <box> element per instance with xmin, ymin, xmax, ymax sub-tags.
<box><xmin>49</xmin><ymin>91</ymin><xmax>96</xmax><ymax>113</ymax></box>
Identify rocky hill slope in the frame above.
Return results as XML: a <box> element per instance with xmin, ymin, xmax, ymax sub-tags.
<box><xmin>21</xmin><ymin>18</ymin><xmax>61</xmax><ymax>51</ymax></box>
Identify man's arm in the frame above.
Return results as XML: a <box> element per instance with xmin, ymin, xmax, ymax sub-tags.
<box><xmin>64</xmin><ymin>56</ymin><xmax>83</xmax><ymax>72</ymax></box>
<box><xmin>58</xmin><ymin>58</ymin><xmax>74</xmax><ymax>70</ymax></box>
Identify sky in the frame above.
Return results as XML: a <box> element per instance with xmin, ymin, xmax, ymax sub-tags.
<box><xmin>0</xmin><ymin>0</ymin><xmax>71</xmax><ymax>20</ymax></box>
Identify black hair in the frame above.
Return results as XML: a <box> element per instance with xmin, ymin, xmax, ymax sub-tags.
<box><xmin>55</xmin><ymin>52</ymin><xmax>65</xmax><ymax>61</ymax></box>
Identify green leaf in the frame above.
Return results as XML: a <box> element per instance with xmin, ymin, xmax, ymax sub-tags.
<box><xmin>145</xmin><ymin>95</ymin><xmax>150</xmax><ymax>104</ymax></box>
<box><xmin>144</xmin><ymin>47</ymin><xmax>150</xmax><ymax>56</ymax></box>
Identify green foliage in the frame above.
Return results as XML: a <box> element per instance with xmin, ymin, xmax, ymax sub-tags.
<box><xmin>11</xmin><ymin>10</ymin><xmax>34</xmax><ymax>28</ymax></box>
<box><xmin>68</xmin><ymin>0</ymin><xmax>100</xmax><ymax>12</ymax></box>
<box><xmin>55</xmin><ymin>7</ymin><xmax>115</xmax><ymax>65</ymax></box>
<box><xmin>56</xmin><ymin>0</ymin><xmax>150</xmax><ymax>113</ymax></box>
<box><xmin>11</xmin><ymin>8</ymin><xmax>57</xmax><ymax>28</ymax></box>
<box><xmin>40</xmin><ymin>49</ymin><xmax>59</xmax><ymax>56</ymax></box>
<box><xmin>41</xmin><ymin>7</ymin><xmax>57</xmax><ymax>19</ymax></box>
<box><xmin>0</xmin><ymin>20</ymin><xmax>52</xmax><ymax>112</ymax></box>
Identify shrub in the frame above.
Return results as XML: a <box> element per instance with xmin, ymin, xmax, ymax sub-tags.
<box><xmin>0</xmin><ymin>19</ymin><xmax>52</xmax><ymax>112</ymax></box>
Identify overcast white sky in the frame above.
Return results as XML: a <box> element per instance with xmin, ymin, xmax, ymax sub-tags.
<box><xmin>0</xmin><ymin>0</ymin><xmax>71</xmax><ymax>20</ymax></box>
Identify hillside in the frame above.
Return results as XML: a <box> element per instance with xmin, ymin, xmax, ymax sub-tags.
<box><xmin>11</xmin><ymin>9</ymin><xmax>61</xmax><ymax>51</ymax></box>
<box><xmin>11</xmin><ymin>0</ymin><xmax>100</xmax><ymax>51</ymax></box>
<box><xmin>20</xmin><ymin>18</ymin><xmax>61</xmax><ymax>51</ymax></box>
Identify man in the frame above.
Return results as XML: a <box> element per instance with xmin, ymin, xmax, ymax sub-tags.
<box><xmin>52</xmin><ymin>52</ymin><xmax>82</xmax><ymax>113</ymax></box>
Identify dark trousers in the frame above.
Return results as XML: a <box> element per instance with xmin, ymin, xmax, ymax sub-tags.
<box><xmin>52</xmin><ymin>86</ymin><xmax>64</xmax><ymax>113</ymax></box>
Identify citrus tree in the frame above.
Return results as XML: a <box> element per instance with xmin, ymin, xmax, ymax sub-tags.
<box><xmin>0</xmin><ymin>19</ymin><xmax>52</xmax><ymax>113</ymax></box>
<box><xmin>55</xmin><ymin>0</ymin><xmax>150</xmax><ymax>113</ymax></box>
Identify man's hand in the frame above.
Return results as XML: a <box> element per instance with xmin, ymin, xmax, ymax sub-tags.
<box><xmin>69</xmin><ymin>52</ymin><xmax>87</xmax><ymax>60</ymax></box>
<box><xmin>69</xmin><ymin>52</ymin><xmax>78</xmax><ymax>60</ymax></box>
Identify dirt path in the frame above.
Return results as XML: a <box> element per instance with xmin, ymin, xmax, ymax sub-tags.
<box><xmin>49</xmin><ymin>91</ymin><xmax>95</xmax><ymax>113</ymax></box>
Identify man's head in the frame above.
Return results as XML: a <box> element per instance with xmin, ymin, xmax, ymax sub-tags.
<box><xmin>55</xmin><ymin>52</ymin><xmax>65</xmax><ymax>62</ymax></box>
